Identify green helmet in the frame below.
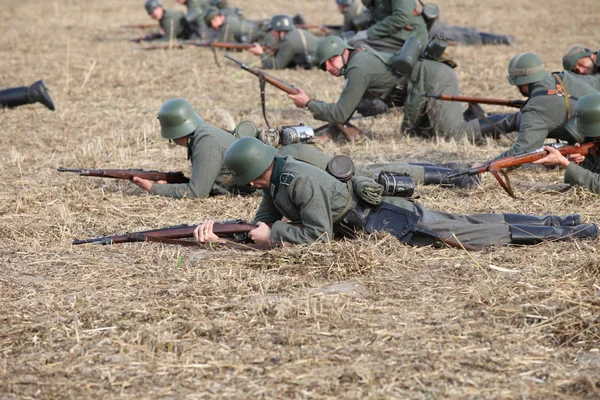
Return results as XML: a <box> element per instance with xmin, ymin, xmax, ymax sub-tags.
<box><xmin>233</xmin><ymin>120</ymin><xmax>260</xmax><ymax>138</ymax></box>
<box><xmin>224</xmin><ymin>137</ymin><xmax>276</xmax><ymax>185</ymax></box>
<box><xmin>157</xmin><ymin>98</ymin><xmax>204</xmax><ymax>140</ymax></box>
<box><xmin>507</xmin><ymin>52</ymin><xmax>549</xmax><ymax>86</ymax></box>
<box><xmin>566</xmin><ymin>93</ymin><xmax>600</xmax><ymax>142</ymax></box>
<box><xmin>268</xmin><ymin>15</ymin><xmax>295</xmax><ymax>32</ymax></box>
<box><xmin>316</xmin><ymin>36</ymin><xmax>353</xmax><ymax>71</ymax></box>
<box><xmin>562</xmin><ymin>46</ymin><xmax>594</xmax><ymax>71</ymax></box>
<box><xmin>203</xmin><ymin>7</ymin><xmax>221</xmax><ymax>25</ymax></box>
<box><xmin>144</xmin><ymin>0</ymin><xmax>163</xmax><ymax>14</ymax></box>
<box><xmin>336</xmin><ymin>0</ymin><xmax>355</xmax><ymax>6</ymax></box>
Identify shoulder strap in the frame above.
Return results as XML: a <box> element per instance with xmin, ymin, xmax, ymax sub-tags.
<box><xmin>530</xmin><ymin>72</ymin><xmax>579</xmax><ymax>120</ymax></box>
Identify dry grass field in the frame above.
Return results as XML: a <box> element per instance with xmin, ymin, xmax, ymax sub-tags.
<box><xmin>2</xmin><ymin>0</ymin><xmax>600</xmax><ymax>398</ymax></box>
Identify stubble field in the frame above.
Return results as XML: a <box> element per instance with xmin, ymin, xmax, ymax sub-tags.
<box><xmin>2</xmin><ymin>0</ymin><xmax>600</xmax><ymax>398</ymax></box>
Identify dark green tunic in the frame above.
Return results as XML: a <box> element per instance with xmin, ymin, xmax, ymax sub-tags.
<box><xmin>260</xmin><ymin>29</ymin><xmax>319</xmax><ymax>70</ymax></box>
<box><xmin>218</xmin><ymin>15</ymin><xmax>265</xmax><ymax>43</ymax></box>
<box><xmin>159</xmin><ymin>9</ymin><xmax>188</xmax><ymax>40</ymax></box>
<box><xmin>365</xmin><ymin>0</ymin><xmax>428</xmax><ymax>48</ymax></box>
<box><xmin>150</xmin><ymin>122</ymin><xmax>235</xmax><ymax>199</ymax></box>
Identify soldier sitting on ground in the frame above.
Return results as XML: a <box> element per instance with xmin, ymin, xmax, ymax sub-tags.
<box><xmin>143</xmin><ymin>0</ymin><xmax>200</xmax><ymax>41</ymax></box>
<box><xmin>246</xmin><ymin>14</ymin><xmax>319</xmax><ymax>70</ymax></box>
<box><xmin>0</xmin><ymin>79</ymin><xmax>55</xmax><ymax>111</ymax></box>
<box><xmin>193</xmin><ymin>137</ymin><xmax>596</xmax><ymax>248</ymax></box>
<box><xmin>203</xmin><ymin>6</ymin><xmax>266</xmax><ymax>43</ymax></box>
<box><xmin>533</xmin><ymin>93</ymin><xmax>600</xmax><ymax>194</ymax></box>
<box><xmin>562</xmin><ymin>46</ymin><xmax>600</xmax><ymax>76</ymax></box>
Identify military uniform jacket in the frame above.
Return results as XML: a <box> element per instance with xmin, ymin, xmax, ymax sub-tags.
<box><xmin>564</xmin><ymin>156</ymin><xmax>600</xmax><ymax>194</ymax></box>
<box><xmin>150</xmin><ymin>122</ymin><xmax>235</xmax><ymax>199</ymax></box>
<box><xmin>341</xmin><ymin>3</ymin><xmax>370</xmax><ymax>33</ymax></box>
<box><xmin>403</xmin><ymin>59</ymin><xmax>458</xmax><ymax>130</ymax></box>
<box><xmin>366</xmin><ymin>0</ymin><xmax>428</xmax><ymax>48</ymax></box>
<box><xmin>184</xmin><ymin>0</ymin><xmax>210</xmax><ymax>27</ymax></box>
<box><xmin>308</xmin><ymin>48</ymin><xmax>402</xmax><ymax>123</ymax></box>
<box><xmin>218</xmin><ymin>15</ymin><xmax>265</xmax><ymax>43</ymax></box>
<box><xmin>495</xmin><ymin>72</ymin><xmax>600</xmax><ymax>159</ymax></box>
<box><xmin>260</xmin><ymin>29</ymin><xmax>319</xmax><ymax>70</ymax></box>
<box><xmin>160</xmin><ymin>9</ymin><xmax>188</xmax><ymax>40</ymax></box>
<box><xmin>275</xmin><ymin>144</ymin><xmax>332</xmax><ymax>169</ymax></box>
<box><xmin>253</xmin><ymin>156</ymin><xmax>352</xmax><ymax>244</ymax></box>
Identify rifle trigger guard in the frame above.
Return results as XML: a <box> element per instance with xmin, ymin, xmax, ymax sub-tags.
<box><xmin>490</xmin><ymin>168</ymin><xmax>521</xmax><ymax>199</ymax></box>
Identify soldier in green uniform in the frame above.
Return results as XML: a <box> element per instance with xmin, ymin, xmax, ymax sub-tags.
<box><xmin>194</xmin><ymin>137</ymin><xmax>596</xmax><ymax>247</ymax></box>
<box><xmin>246</xmin><ymin>15</ymin><xmax>319</xmax><ymax>70</ymax></box>
<box><xmin>203</xmin><ymin>6</ymin><xmax>266</xmax><ymax>43</ymax></box>
<box><xmin>144</xmin><ymin>0</ymin><xmax>198</xmax><ymax>41</ymax></box>
<box><xmin>175</xmin><ymin>0</ymin><xmax>210</xmax><ymax>32</ymax></box>
<box><xmin>0</xmin><ymin>79</ymin><xmax>55</xmax><ymax>111</ymax></box>
<box><xmin>533</xmin><ymin>93</ymin><xmax>600</xmax><ymax>193</ymax></box>
<box><xmin>335</xmin><ymin>0</ymin><xmax>371</xmax><ymax>34</ymax></box>
<box><xmin>562</xmin><ymin>46</ymin><xmax>600</xmax><ymax>76</ymax></box>
<box><xmin>489</xmin><ymin>52</ymin><xmax>600</xmax><ymax>161</ymax></box>
<box><xmin>131</xmin><ymin>98</ymin><xmax>246</xmax><ymax>198</ymax></box>
<box><xmin>347</xmin><ymin>0</ymin><xmax>428</xmax><ymax>53</ymax></box>
<box><xmin>209</xmin><ymin>0</ymin><xmax>242</xmax><ymax>17</ymax></box>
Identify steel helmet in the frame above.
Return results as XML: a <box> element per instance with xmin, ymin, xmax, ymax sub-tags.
<box><xmin>224</xmin><ymin>137</ymin><xmax>277</xmax><ymax>185</ymax></box>
<box><xmin>562</xmin><ymin>46</ymin><xmax>594</xmax><ymax>71</ymax></box>
<box><xmin>507</xmin><ymin>52</ymin><xmax>549</xmax><ymax>86</ymax></box>
<box><xmin>316</xmin><ymin>36</ymin><xmax>353</xmax><ymax>70</ymax></box>
<box><xmin>157</xmin><ymin>98</ymin><xmax>204</xmax><ymax>140</ymax></box>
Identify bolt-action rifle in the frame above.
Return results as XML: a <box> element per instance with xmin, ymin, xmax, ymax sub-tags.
<box><xmin>73</xmin><ymin>219</ymin><xmax>301</xmax><ymax>250</ymax></box>
<box><xmin>130</xmin><ymin>32</ymin><xmax>164</xmax><ymax>43</ymax></box>
<box><xmin>58</xmin><ymin>167</ymin><xmax>190</xmax><ymax>183</ymax></box>
<box><xmin>294</xmin><ymin>23</ymin><xmax>342</xmax><ymax>34</ymax></box>
<box><xmin>224</xmin><ymin>54</ymin><xmax>365</xmax><ymax>141</ymax></box>
<box><xmin>121</xmin><ymin>23</ymin><xmax>156</xmax><ymax>29</ymax></box>
<box><xmin>142</xmin><ymin>40</ymin><xmax>274</xmax><ymax>52</ymax></box>
<box><xmin>422</xmin><ymin>93</ymin><xmax>525</xmax><ymax>109</ymax></box>
<box><xmin>447</xmin><ymin>141</ymin><xmax>600</xmax><ymax>198</ymax></box>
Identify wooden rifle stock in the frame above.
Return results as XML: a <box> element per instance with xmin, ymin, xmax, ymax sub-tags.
<box><xmin>142</xmin><ymin>41</ymin><xmax>273</xmax><ymax>52</ymax></box>
<box><xmin>224</xmin><ymin>54</ymin><xmax>365</xmax><ymax>140</ymax></box>
<box><xmin>57</xmin><ymin>167</ymin><xmax>190</xmax><ymax>183</ymax></box>
<box><xmin>422</xmin><ymin>93</ymin><xmax>525</xmax><ymax>109</ymax></box>
<box><xmin>121</xmin><ymin>23</ymin><xmax>156</xmax><ymax>29</ymax></box>
<box><xmin>447</xmin><ymin>142</ymin><xmax>600</xmax><ymax>198</ymax></box>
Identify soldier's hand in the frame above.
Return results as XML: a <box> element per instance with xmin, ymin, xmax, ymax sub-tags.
<box><xmin>132</xmin><ymin>176</ymin><xmax>155</xmax><ymax>193</ymax></box>
<box><xmin>247</xmin><ymin>43</ymin><xmax>264</xmax><ymax>56</ymax></box>
<box><xmin>288</xmin><ymin>88</ymin><xmax>311</xmax><ymax>109</ymax></box>
<box><xmin>194</xmin><ymin>220</ymin><xmax>223</xmax><ymax>243</ymax></box>
<box><xmin>249</xmin><ymin>222</ymin><xmax>271</xmax><ymax>244</ymax></box>
<box><xmin>532</xmin><ymin>146</ymin><xmax>570</xmax><ymax>169</ymax></box>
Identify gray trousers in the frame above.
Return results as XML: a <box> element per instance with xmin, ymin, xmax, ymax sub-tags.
<box><xmin>413</xmin><ymin>203</ymin><xmax>511</xmax><ymax>248</ymax></box>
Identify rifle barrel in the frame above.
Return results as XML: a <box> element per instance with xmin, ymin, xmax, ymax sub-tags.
<box><xmin>423</xmin><ymin>93</ymin><xmax>525</xmax><ymax>108</ymax></box>
<box><xmin>57</xmin><ymin>167</ymin><xmax>83</xmax><ymax>173</ymax></box>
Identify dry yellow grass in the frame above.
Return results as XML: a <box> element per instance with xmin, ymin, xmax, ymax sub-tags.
<box><xmin>2</xmin><ymin>0</ymin><xmax>600</xmax><ymax>398</ymax></box>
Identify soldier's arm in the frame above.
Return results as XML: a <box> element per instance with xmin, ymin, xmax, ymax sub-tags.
<box><xmin>150</xmin><ymin>136</ymin><xmax>225</xmax><ymax>198</ymax></box>
<box><xmin>260</xmin><ymin>39</ymin><xmax>296</xmax><ymax>69</ymax></box>
<box><xmin>252</xmin><ymin>190</ymin><xmax>284</xmax><ymax>224</ymax></box>
<box><xmin>493</xmin><ymin>109</ymin><xmax>550</xmax><ymax>160</ymax></box>
<box><xmin>269</xmin><ymin>176</ymin><xmax>336</xmax><ymax>244</ymax></box>
<box><xmin>308</xmin><ymin>66</ymin><xmax>369</xmax><ymax>124</ymax></box>
<box><xmin>366</xmin><ymin>0</ymin><xmax>414</xmax><ymax>40</ymax></box>
<box><xmin>564</xmin><ymin>161</ymin><xmax>600</xmax><ymax>194</ymax></box>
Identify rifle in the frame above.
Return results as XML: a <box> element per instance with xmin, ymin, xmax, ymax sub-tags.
<box><xmin>141</xmin><ymin>41</ymin><xmax>274</xmax><ymax>53</ymax></box>
<box><xmin>121</xmin><ymin>23</ymin><xmax>156</xmax><ymax>29</ymax></box>
<box><xmin>422</xmin><ymin>93</ymin><xmax>525</xmax><ymax>109</ymax></box>
<box><xmin>447</xmin><ymin>141</ymin><xmax>600</xmax><ymax>198</ymax></box>
<box><xmin>130</xmin><ymin>32</ymin><xmax>164</xmax><ymax>43</ymax></box>
<box><xmin>58</xmin><ymin>167</ymin><xmax>190</xmax><ymax>183</ymax></box>
<box><xmin>224</xmin><ymin>54</ymin><xmax>365</xmax><ymax>141</ymax></box>
<box><xmin>73</xmin><ymin>219</ymin><xmax>299</xmax><ymax>250</ymax></box>
<box><xmin>294</xmin><ymin>24</ymin><xmax>342</xmax><ymax>34</ymax></box>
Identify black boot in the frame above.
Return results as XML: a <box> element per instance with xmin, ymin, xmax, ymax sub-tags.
<box><xmin>478</xmin><ymin>112</ymin><xmax>521</xmax><ymax>139</ymax></box>
<box><xmin>0</xmin><ymin>79</ymin><xmax>55</xmax><ymax>111</ymax></box>
<box><xmin>509</xmin><ymin>223</ymin><xmax>598</xmax><ymax>245</ymax></box>
<box><xmin>480</xmin><ymin>32</ymin><xmax>517</xmax><ymax>46</ymax></box>
<box><xmin>423</xmin><ymin>166</ymin><xmax>479</xmax><ymax>188</ymax></box>
<box><xmin>504</xmin><ymin>213</ymin><xmax>581</xmax><ymax>227</ymax></box>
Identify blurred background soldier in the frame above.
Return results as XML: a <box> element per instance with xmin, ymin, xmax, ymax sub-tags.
<box><xmin>347</xmin><ymin>0</ymin><xmax>428</xmax><ymax>53</ymax></box>
<box><xmin>562</xmin><ymin>46</ymin><xmax>600</xmax><ymax>76</ymax></box>
<box><xmin>247</xmin><ymin>14</ymin><xmax>319</xmax><ymax>70</ymax></box>
<box><xmin>175</xmin><ymin>0</ymin><xmax>209</xmax><ymax>34</ymax></box>
<box><xmin>132</xmin><ymin>98</ymin><xmax>250</xmax><ymax>198</ymax></box>
<box><xmin>195</xmin><ymin>137</ymin><xmax>596</xmax><ymax>247</ymax></box>
<box><xmin>533</xmin><ymin>93</ymin><xmax>600</xmax><ymax>193</ymax></box>
<box><xmin>143</xmin><ymin>0</ymin><xmax>200</xmax><ymax>41</ymax></box>
<box><xmin>203</xmin><ymin>6</ymin><xmax>266</xmax><ymax>43</ymax></box>
<box><xmin>428</xmin><ymin>19</ymin><xmax>516</xmax><ymax>46</ymax></box>
<box><xmin>335</xmin><ymin>0</ymin><xmax>371</xmax><ymax>35</ymax></box>
<box><xmin>209</xmin><ymin>0</ymin><xmax>243</xmax><ymax>17</ymax></box>
<box><xmin>0</xmin><ymin>79</ymin><xmax>55</xmax><ymax>111</ymax></box>
<box><xmin>490</xmin><ymin>52</ymin><xmax>600</xmax><ymax>160</ymax></box>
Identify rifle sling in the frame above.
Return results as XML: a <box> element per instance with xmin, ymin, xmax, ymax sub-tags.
<box><xmin>211</xmin><ymin>46</ymin><xmax>221</xmax><ymax>67</ymax></box>
<box><xmin>489</xmin><ymin>168</ymin><xmax>521</xmax><ymax>199</ymax></box>
<box><xmin>257</xmin><ymin>72</ymin><xmax>271</xmax><ymax>128</ymax></box>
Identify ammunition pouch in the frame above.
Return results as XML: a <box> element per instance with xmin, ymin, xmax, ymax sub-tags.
<box><xmin>334</xmin><ymin>203</ymin><xmax>367</xmax><ymax>238</ymax></box>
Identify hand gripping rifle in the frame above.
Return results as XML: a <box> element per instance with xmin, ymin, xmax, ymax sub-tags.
<box><xmin>72</xmin><ymin>220</ymin><xmax>302</xmax><ymax>250</ymax></box>
<box><xmin>422</xmin><ymin>93</ymin><xmax>526</xmax><ymax>109</ymax></box>
<box><xmin>447</xmin><ymin>141</ymin><xmax>600</xmax><ymax>198</ymax></box>
<box><xmin>224</xmin><ymin>54</ymin><xmax>364</xmax><ymax>141</ymax></box>
<box><xmin>58</xmin><ymin>167</ymin><xmax>190</xmax><ymax>183</ymax></box>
